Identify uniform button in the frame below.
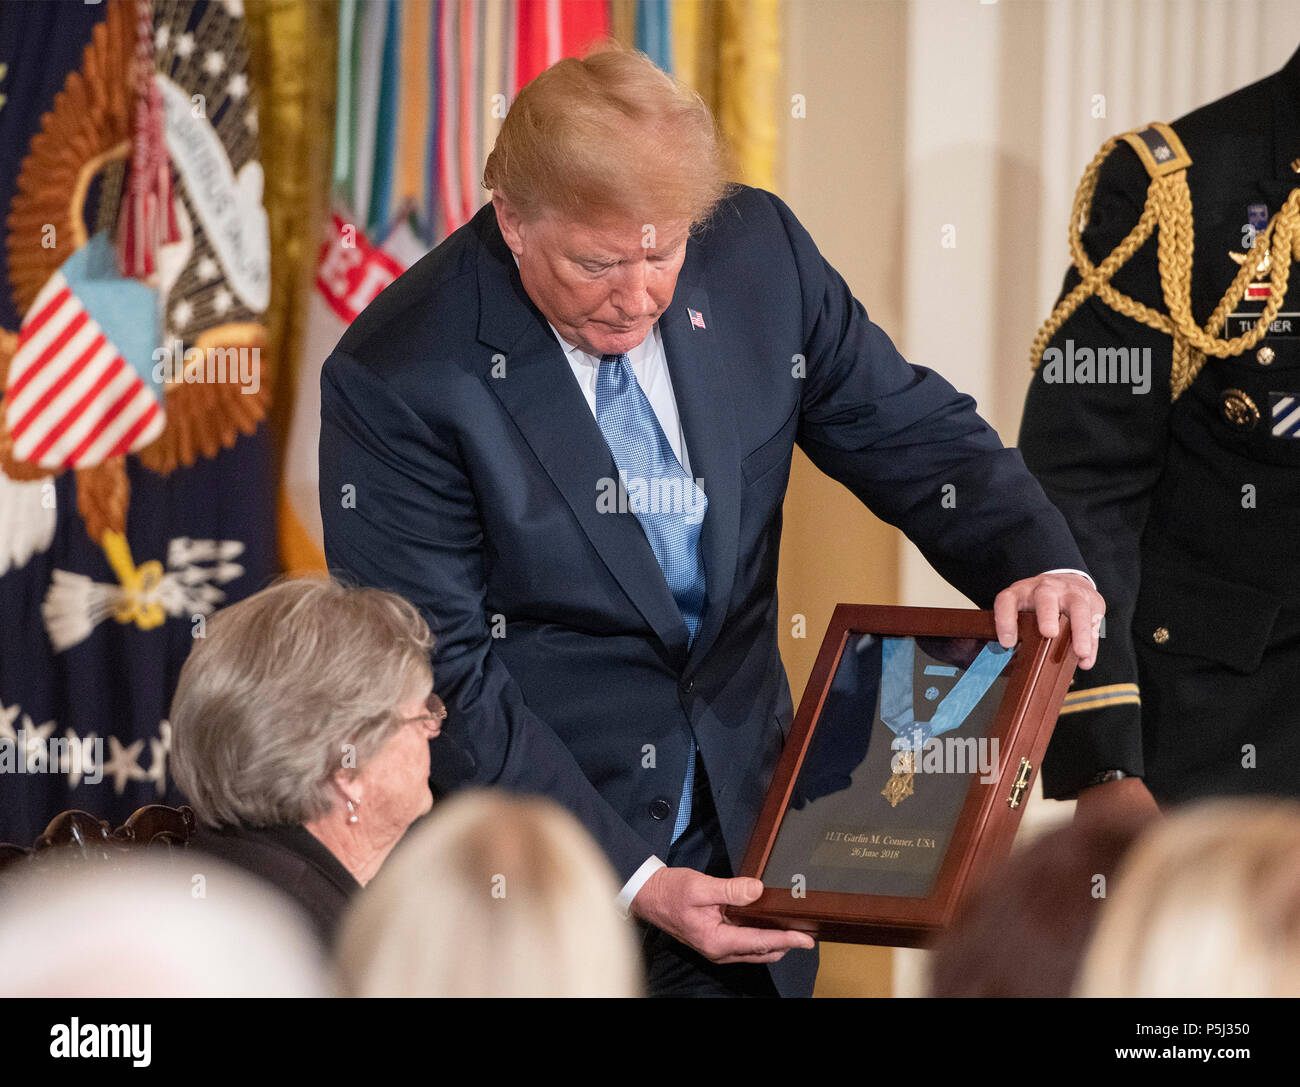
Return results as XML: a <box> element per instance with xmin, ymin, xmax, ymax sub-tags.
<box><xmin>1153</xmin><ymin>626</ymin><xmax>1170</xmax><ymax>645</ymax></box>
<box><xmin>648</xmin><ymin>798</ymin><xmax>672</xmax><ymax>821</ymax></box>
<box><xmin>1257</xmin><ymin>346</ymin><xmax>1275</xmax><ymax>365</ymax></box>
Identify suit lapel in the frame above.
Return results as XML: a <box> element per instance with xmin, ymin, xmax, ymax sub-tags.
<box><xmin>474</xmin><ymin>214</ymin><xmax>691</xmax><ymax>662</ymax></box>
<box><xmin>660</xmin><ymin>279</ymin><xmax>741</xmax><ymax>674</ymax></box>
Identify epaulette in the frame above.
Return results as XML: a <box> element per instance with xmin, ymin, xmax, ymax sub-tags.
<box><xmin>1117</xmin><ymin>122</ymin><xmax>1193</xmax><ymax>180</ymax></box>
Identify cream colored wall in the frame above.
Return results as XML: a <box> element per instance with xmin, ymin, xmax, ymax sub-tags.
<box><xmin>779</xmin><ymin>0</ymin><xmax>908</xmax><ymax>1000</ymax></box>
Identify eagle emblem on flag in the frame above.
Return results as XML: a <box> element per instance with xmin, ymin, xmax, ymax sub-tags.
<box><xmin>0</xmin><ymin>0</ymin><xmax>269</xmax><ymax>648</ymax></box>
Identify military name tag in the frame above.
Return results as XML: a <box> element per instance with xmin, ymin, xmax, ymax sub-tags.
<box><xmin>1227</xmin><ymin>311</ymin><xmax>1300</xmax><ymax>339</ymax></box>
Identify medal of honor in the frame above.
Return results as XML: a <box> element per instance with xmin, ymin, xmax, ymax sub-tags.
<box><xmin>877</xmin><ymin>637</ymin><xmax>1013</xmax><ymax>807</ymax></box>
<box><xmin>881</xmin><ymin>749</ymin><xmax>916</xmax><ymax>807</ymax></box>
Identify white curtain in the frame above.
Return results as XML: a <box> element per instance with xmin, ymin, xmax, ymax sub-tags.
<box><xmin>899</xmin><ymin>0</ymin><xmax>1300</xmax><ymax>607</ymax></box>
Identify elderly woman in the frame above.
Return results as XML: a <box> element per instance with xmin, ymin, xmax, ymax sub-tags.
<box><xmin>170</xmin><ymin>577</ymin><xmax>444</xmax><ymax>945</ymax></box>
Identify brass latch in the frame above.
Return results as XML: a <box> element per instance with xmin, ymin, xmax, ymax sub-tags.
<box><xmin>1007</xmin><ymin>757</ymin><xmax>1033</xmax><ymax>809</ymax></box>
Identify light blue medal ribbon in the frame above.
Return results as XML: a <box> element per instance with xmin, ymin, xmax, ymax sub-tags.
<box><xmin>879</xmin><ymin>637</ymin><xmax>1014</xmax><ymax>751</ymax></box>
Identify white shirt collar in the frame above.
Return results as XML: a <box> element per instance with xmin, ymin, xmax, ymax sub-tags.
<box><xmin>545</xmin><ymin>321</ymin><xmax>660</xmax><ymax>369</ymax></box>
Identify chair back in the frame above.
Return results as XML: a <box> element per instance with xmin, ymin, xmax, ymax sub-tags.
<box><xmin>0</xmin><ymin>804</ymin><xmax>197</xmax><ymax>874</ymax></box>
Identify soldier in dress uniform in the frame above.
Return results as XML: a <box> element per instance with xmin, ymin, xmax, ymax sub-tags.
<box><xmin>1020</xmin><ymin>45</ymin><xmax>1300</xmax><ymax>819</ymax></box>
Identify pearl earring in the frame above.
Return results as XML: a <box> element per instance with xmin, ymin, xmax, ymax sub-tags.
<box><xmin>346</xmin><ymin>798</ymin><xmax>360</xmax><ymax>825</ymax></box>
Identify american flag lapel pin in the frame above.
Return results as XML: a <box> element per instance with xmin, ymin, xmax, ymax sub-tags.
<box><xmin>687</xmin><ymin>307</ymin><xmax>706</xmax><ymax>330</ymax></box>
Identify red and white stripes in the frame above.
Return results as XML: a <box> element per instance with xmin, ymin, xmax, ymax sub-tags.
<box><xmin>5</xmin><ymin>274</ymin><xmax>163</xmax><ymax>468</ymax></box>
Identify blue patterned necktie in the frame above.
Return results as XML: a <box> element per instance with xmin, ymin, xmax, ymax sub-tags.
<box><xmin>596</xmin><ymin>352</ymin><xmax>707</xmax><ymax>844</ymax></box>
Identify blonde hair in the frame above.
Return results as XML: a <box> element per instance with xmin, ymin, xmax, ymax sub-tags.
<box><xmin>170</xmin><ymin>576</ymin><xmax>434</xmax><ymax>830</ymax></box>
<box><xmin>336</xmin><ymin>790</ymin><xmax>643</xmax><ymax>997</ymax></box>
<box><xmin>1076</xmin><ymin>799</ymin><xmax>1300</xmax><ymax>997</ymax></box>
<box><xmin>483</xmin><ymin>45</ymin><xmax>732</xmax><ymax>227</ymax></box>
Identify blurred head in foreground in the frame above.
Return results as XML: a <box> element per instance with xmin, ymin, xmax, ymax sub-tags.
<box><xmin>170</xmin><ymin>576</ymin><xmax>443</xmax><ymax>941</ymax></box>
<box><xmin>928</xmin><ymin>812</ymin><xmax>1151</xmax><ymax>997</ymax></box>
<box><xmin>0</xmin><ymin>854</ymin><xmax>329</xmax><ymax>996</ymax></box>
<box><xmin>337</xmin><ymin>790</ymin><xmax>643</xmax><ymax>997</ymax></box>
<box><xmin>1076</xmin><ymin>798</ymin><xmax>1300</xmax><ymax>997</ymax></box>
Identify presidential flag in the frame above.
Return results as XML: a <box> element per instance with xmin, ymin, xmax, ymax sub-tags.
<box><xmin>0</xmin><ymin>0</ymin><xmax>275</xmax><ymax>845</ymax></box>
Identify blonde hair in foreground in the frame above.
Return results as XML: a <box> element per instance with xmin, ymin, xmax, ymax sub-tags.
<box><xmin>337</xmin><ymin>790</ymin><xmax>643</xmax><ymax>997</ymax></box>
<box><xmin>482</xmin><ymin>44</ymin><xmax>732</xmax><ymax>227</ymax></box>
<box><xmin>1076</xmin><ymin>798</ymin><xmax>1300</xmax><ymax>997</ymax></box>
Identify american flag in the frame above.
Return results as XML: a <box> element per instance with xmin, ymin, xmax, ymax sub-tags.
<box><xmin>688</xmin><ymin>307</ymin><xmax>706</xmax><ymax>330</ymax></box>
<box><xmin>5</xmin><ymin>253</ymin><xmax>164</xmax><ymax>470</ymax></box>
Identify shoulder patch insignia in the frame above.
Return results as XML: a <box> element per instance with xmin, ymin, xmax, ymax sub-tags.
<box><xmin>1120</xmin><ymin>122</ymin><xmax>1193</xmax><ymax>179</ymax></box>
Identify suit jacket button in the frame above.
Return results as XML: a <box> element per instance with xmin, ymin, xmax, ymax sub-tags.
<box><xmin>1153</xmin><ymin>626</ymin><xmax>1170</xmax><ymax>645</ymax></box>
<box><xmin>683</xmin><ymin>679</ymin><xmax>695</xmax><ymax>694</ymax></box>
<box><xmin>649</xmin><ymin>798</ymin><xmax>672</xmax><ymax>821</ymax></box>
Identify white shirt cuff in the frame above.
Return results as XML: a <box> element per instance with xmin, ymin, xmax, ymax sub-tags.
<box><xmin>1041</xmin><ymin>567</ymin><xmax>1096</xmax><ymax>590</ymax></box>
<box><xmin>617</xmin><ymin>855</ymin><xmax>666</xmax><ymax>918</ymax></box>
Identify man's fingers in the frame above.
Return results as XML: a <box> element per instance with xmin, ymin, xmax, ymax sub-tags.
<box><xmin>1034</xmin><ymin>589</ymin><xmax>1062</xmax><ymax>639</ymax></box>
<box><xmin>717</xmin><ymin>875</ymin><xmax>765</xmax><ymax>907</ymax></box>
<box><xmin>994</xmin><ymin>575</ymin><xmax>1106</xmax><ymax>671</ymax></box>
<box><xmin>671</xmin><ymin>872</ymin><xmax>762</xmax><ymax>910</ymax></box>
<box><xmin>992</xmin><ymin>587</ymin><xmax>1023</xmax><ymax>648</ymax></box>
<box><xmin>719</xmin><ymin>950</ymin><xmax>792</xmax><ymax>965</ymax></box>
<box><xmin>705</xmin><ymin>923</ymin><xmax>813</xmax><ymax>962</ymax></box>
<box><xmin>1067</xmin><ymin>593</ymin><xmax>1097</xmax><ymax>665</ymax></box>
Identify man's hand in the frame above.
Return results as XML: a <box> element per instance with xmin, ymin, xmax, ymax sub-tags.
<box><xmin>1075</xmin><ymin>775</ymin><xmax>1161</xmax><ymax>824</ymax></box>
<box><xmin>631</xmin><ymin>866</ymin><xmax>816</xmax><ymax>964</ymax></box>
<box><xmin>993</xmin><ymin>571</ymin><xmax>1105</xmax><ymax>669</ymax></box>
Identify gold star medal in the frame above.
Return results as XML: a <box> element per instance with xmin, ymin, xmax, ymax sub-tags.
<box><xmin>878</xmin><ymin>637</ymin><xmax>1014</xmax><ymax>809</ymax></box>
<box><xmin>881</xmin><ymin>749</ymin><xmax>915</xmax><ymax>808</ymax></box>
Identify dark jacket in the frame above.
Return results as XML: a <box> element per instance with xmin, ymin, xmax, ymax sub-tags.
<box><xmin>191</xmin><ymin>823</ymin><xmax>360</xmax><ymax>946</ymax></box>
<box><xmin>320</xmin><ymin>184</ymin><xmax>1085</xmax><ymax>995</ymax></box>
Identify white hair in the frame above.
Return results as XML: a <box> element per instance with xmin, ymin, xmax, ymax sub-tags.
<box><xmin>0</xmin><ymin>854</ymin><xmax>331</xmax><ymax>996</ymax></box>
<box><xmin>336</xmin><ymin>790</ymin><xmax>643</xmax><ymax>997</ymax></box>
<box><xmin>170</xmin><ymin>576</ymin><xmax>434</xmax><ymax>829</ymax></box>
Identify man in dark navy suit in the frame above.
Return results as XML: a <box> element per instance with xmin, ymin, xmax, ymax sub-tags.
<box><xmin>319</xmin><ymin>47</ymin><xmax>1103</xmax><ymax>997</ymax></box>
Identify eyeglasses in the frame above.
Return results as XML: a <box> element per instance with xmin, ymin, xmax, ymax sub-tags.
<box><xmin>400</xmin><ymin>692</ymin><xmax>447</xmax><ymax>735</ymax></box>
